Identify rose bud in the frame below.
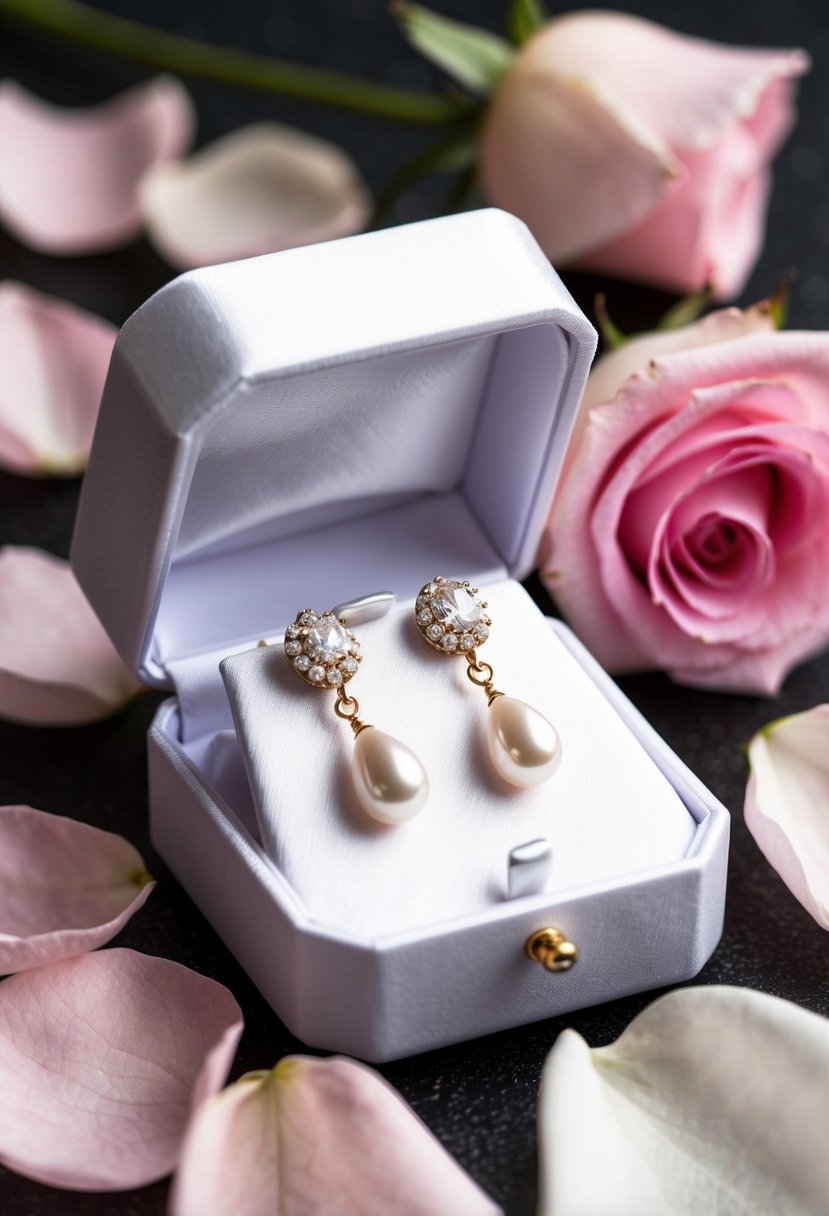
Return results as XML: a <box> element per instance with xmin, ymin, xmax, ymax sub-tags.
<box><xmin>541</xmin><ymin>303</ymin><xmax>829</xmax><ymax>695</ymax></box>
<box><xmin>482</xmin><ymin>12</ymin><xmax>808</xmax><ymax>298</ymax></box>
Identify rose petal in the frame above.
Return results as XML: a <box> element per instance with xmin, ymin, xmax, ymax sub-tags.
<box><xmin>482</xmin><ymin>57</ymin><xmax>680</xmax><ymax>264</ymax></box>
<box><xmin>667</xmin><ymin>640</ymin><xmax>808</xmax><ymax>695</ymax></box>
<box><xmin>171</xmin><ymin>1056</ymin><xmax>502</xmax><ymax>1216</ymax></box>
<box><xmin>0</xmin><ymin>949</ymin><xmax>242</xmax><ymax>1190</ymax></box>
<box><xmin>538</xmin><ymin>986</ymin><xmax>829</xmax><ymax>1216</ymax></box>
<box><xmin>0</xmin><ymin>805</ymin><xmax>154</xmax><ymax>974</ymax></box>
<box><xmin>745</xmin><ymin>706</ymin><xmax>829</xmax><ymax>928</ymax></box>
<box><xmin>557</xmin><ymin>304</ymin><xmax>778</xmax><ymax>500</ymax></box>
<box><xmin>531</xmin><ymin>13</ymin><xmax>808</xmax><ymax>155</ymax></box>
<box><xmin>581</xmin><ymin>303</ymin><xmax>778</xmax><ymax>417</ymax></box>
<box><xmin>0</xmin><ymin>76</ymin><xmax>194</xmax><ymax>254</ymax></box>
<box><xmin>626</xmin><ymin>428</ymin><xmax>829</xmax><ymax>643</ymax></box>
<box><xmin>141</xmin><ymin>123</ymin><xmax>371</xmax><ymax>269</ymax></box>
<box><xmin>0</xmin><ymin>282</ymin><xmax>115</xmax><ymax>477</ymax></box>
<box><xmin>591</xmin><ymin>394</ymin><xmax>829</xmax><ymax>668</ymax></box>
<box><xmin>575</xmin><ymin>142</ymin><xmax>772</xmax><ymax>297</ymax></box>
<box><xmin>0</xmin><ymin>546</ymin><xmax>141</xmax><ymax>725</ymax></box>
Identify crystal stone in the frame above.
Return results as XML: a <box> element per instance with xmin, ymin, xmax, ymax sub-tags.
<box><xmin>308</xmin><ymin>665</ymin><xmax>325</xmax><ymax>683</ymax></box>
<box><xmin>305</xmin><ymin>617</ymin><xmax>352</xmax><ymax>663</ymax></box>
<box><xmin>430</xmin><ymin>581</ymin><xmax>482</xmax><ymax>632</ymax></box>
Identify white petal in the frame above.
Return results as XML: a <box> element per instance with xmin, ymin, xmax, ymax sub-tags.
<box><xmin>539</xmin><ymin>986</ymin><xmax>829</xmax><ymax>1216</ymax></box>
<box><xmin>745</xmin><ymin>705</ymin><xmax>829</xmax><ymax>928</ymax></box>
<box><xmin>141</xmin><ymin>123</ymin><xmax>371</xmax><ymax>268</ymax></box>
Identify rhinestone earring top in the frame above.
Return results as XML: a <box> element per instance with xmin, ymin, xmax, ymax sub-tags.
<box><xmin>286</xmin><ymin>608</ymin><xmax>428</xmax><ymax>825</ymax></box>
<box><xmin>414</xmin><ymin>578</ymin><xmax>561</xmax><ymax>788</ymax></box>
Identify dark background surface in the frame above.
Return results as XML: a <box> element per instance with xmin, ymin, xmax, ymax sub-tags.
<box><xmin>1</xmin><ymin>2</ymin><xmax>828</xmax><ymax>1213</ymax></box>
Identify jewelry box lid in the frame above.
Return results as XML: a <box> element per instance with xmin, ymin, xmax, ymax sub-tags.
<box><xmin>71</xmin><ymin>208</ymin><xmax>596</xmax><ymax>686</ymax></box>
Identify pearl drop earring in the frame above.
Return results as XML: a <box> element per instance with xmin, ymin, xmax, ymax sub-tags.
<box><xmin>414</xmin><ymin>578</ymin><xmax>561</xmax><ymax>788</ymax></box>
<box><xmin>285</xmin><ymin>608</ymin><xmax>429</xmax><ymax>825</ymax></box>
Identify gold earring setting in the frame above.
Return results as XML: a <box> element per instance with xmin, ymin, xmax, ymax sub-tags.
<box><xmin>414</xmin><ymin>578</ymin><xmax>561</xmax><ymax>788</ymax></box>
<box><xmin>286</xmin><ymin>608</ymin><xmax>429</xmax><ymax>825</ymax></box>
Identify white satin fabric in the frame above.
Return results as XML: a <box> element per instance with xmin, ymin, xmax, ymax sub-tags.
<box><xmin>220</xmin><ymin>582</ymin><xmax>695</xmax><ymax>938</ymax></box>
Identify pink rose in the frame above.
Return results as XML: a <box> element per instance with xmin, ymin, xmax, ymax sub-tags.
<box><xmin>481</xmin><ymin>12</ymin><xmax>808</xmax><ymax>298</ymax></box>
<box><xmin>540</xmin><ymin>306</ymin><xmax>829</xmax><ymax>694</ymax></box>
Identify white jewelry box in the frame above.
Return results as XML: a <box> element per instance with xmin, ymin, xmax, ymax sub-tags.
<box><xmin>72</xmin><ymin>209</ymin><xmax>729</xmax><ymax>1062</ymax></box>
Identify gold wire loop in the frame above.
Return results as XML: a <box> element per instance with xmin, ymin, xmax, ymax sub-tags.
<box><xmin>334</xmin><ymin>688</ymin><xmax>368</xmax><ymax>735</ymax></box>
<box><xmin>466</xmin><ymin>650</ymin><xmax>503</xmax><ymax>705</ymax></box>
<box><xmin>466</xmin><ymin>656</ymin><xmax>494</xmax><ymax>686</ymax></box>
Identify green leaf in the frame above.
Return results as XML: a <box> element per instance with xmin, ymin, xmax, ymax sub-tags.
<box><xmin>0</xmin><ymin>0</ymin><xmax>473</xmax><ymax>124</ymax></box>
<box><xmin>767</xmin><ymin>272</ymin><xmax>795</xmax><ymax>330</ymax></box>
<box><xmin>655</xmin><ymin>286</ymin><xmax>714</xmax><ymax>332</ymax></box>
<box><xmin>507</xmin><ymin>0</ymin><xmax>546</xmax><ymax>45</ymax></box>
<box><xmin>594</xmin><ymin>294</ymin><xmax>629</xmax><ymax>351</ymax></box>
<box><xmin>393</xmin><ymin>2</ymin><xmax>515</xmax><ymax>96</ymax></box>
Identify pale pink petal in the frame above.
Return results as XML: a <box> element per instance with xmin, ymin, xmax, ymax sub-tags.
<box><xmin>0</xmin><ymin>76</ymin><xmax>194</xmax><ymax>254</ymax></box>
<box><xmin>617</xmin><ymin>330</ymin><xmax>829</xmax><ymax>430</ymax></box>
<box><xmin>171</xmin><ymin>1056</ymin><xmax>502</xmax><ymax>1216</ymax></box>
<box><xmin>0</xmin><ymin>949</ymin><xmax>243</xmax><ymax>1190</ymax></box>
<box><xmin>586</xmin><ymin>304</ymin><xmax>777</xmax><ymax>408</ymax></box>
<box><xmin>576</xmin><ymin>304</ymin><xmax>777</xmax><ymax>444</ymax></box>
<box><xmin>141</xmin><ymin>123</ymin><xmax>371</xmax><ymax>269</ymax></box>
<box><xmin>746</xmin><ymin>707</ymin><xmax>829</xmax><ymax>928</ymax></box>
<box><xmin>0</xmin><ymin>546</ymin><xmax>141</xmax><ymax>725</ymax></box>
<box><xmin>532</xmin><ymin>12</ymin><xmax>808</xmax><ymax>154</ymax></box>
<box><xmin>574</xmin><ymin>142</ymin><xmax>772</xmax><ymax>298</ymax></box>
<box><xmin>701</xmin><ymin>157</ymin><xmax>772</xmax><ymax>300</ymax></box>
<box><xmin>0</xmin><ymin>805</ymin><xmax>154</xmax><ymax>974</ymax></box>
<box><xmin>482</xmin><ymin>61</ymin><xmax>679</xmax><ymax>264</ymax></box>
<box><xmin>0</xmin><ymin>282</ymin><xmax>115</xmax><ymax>477</ymax></box>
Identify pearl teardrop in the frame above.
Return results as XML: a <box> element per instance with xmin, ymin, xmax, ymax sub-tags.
<box><xmin>352</xmin><ymin>727</ymin><xmax>429</xmax><ymax>825</ymax></box>
<box><xmin>487</xmin><ymin>695</ymin><xmax>561</xmax><ymax>788</ymax></box>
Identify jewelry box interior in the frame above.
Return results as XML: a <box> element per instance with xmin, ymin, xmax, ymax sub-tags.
<box><xmin>219</xmin><ymin>582</ymin><xmax>696</xmax><ymax>939</ymax></box>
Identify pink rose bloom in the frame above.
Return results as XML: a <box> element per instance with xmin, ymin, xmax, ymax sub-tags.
<box><xmin>482</xmin><ymin>12</ymin><xmax>808</xmax><ymax>298</ymax></box>
<box><xmin>540</xmin><ymin>307</ymin><xmax>829</xmax><ymax>694</ymax></box>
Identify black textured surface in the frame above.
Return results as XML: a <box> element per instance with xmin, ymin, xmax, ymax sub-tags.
<box><xmin>1</xmin><ymin>3</ymin><xmax>829</xmax><ymax>1213</ymax></box>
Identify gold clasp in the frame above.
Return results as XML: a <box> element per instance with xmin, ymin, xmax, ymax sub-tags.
<box><xmin>525</xmin><ymin>927</ymin><xmax>578</xmax><ymax>972</ymax></box>
<box><xmin>334</xmin><ymin>688</ymin><xmax>369</xmax><ymax>736</ymax></box>
<box><xmin>466</xmin><ymin>650</ymin><xmax>504</xmax><ymax>705</ymax></box>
